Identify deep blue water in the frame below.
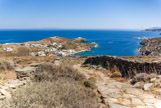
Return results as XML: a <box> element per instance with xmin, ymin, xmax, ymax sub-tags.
<box><xmin>0</xmin><ymin>30</ymin><xmax>160</xmax><ymax>56</ymax></box>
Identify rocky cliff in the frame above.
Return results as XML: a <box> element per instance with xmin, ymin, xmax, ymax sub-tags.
<box><xmin>138</xmin><ymin>37</ymin><xmax>161</xmax><ymax>56</ymax></box>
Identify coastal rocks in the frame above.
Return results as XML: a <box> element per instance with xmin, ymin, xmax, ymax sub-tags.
<box><xmin>75</xmin><ymin>37</ymin><xmax>88</xmax><ymax>42</ymax></box>
<box><xmin>133</xmin><ymin>37</ymin><xmax>148</xmax><ymax>40</ymax></box>
<box><xmin>138</xmin><ymin>37</ymin><xmax>161</xmax><ymax>56</ymax></box>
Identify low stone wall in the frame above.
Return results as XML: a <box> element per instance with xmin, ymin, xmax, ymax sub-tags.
<box><xmin>83</xmin><ymin>56</ymin><xmax>161</xmax><ymax>77</ymax></box>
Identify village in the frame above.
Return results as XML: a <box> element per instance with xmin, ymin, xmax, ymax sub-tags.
<box><xmin>1</xmin><ymin>36</ymin><xmax>98</xmax><ymax>57</ymax></box>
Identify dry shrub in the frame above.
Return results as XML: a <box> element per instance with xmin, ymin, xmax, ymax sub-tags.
<box><xmin>10</xmin><ymin>63</ymin><xmax>98</xmax><ymax>108</ymax></box>
<box><xmin>10</xmin><ymin>80</ymin><xmax>97</xmax><ymax>108</ymax></box>
<box><xmin>0</xmin><ymin>60</ymin><xmax>14</xmax><ymax>72</ymax></box>
<box><xmin>111</xmin><ymin>71</ymin><xmax>122</xmax><ymax>78</ymax></box>
<box><xmin>4</xmin><ymin>46</ymin><xmax>30</xmax><ymax>57</ymax></box>
<box><xmin>34</xmin><ymin>63</ymin><xmax>85</xmax><ymax>82</ymax></box>
<box><xmin>16</xmin><ymin>47</ymin><xmax>30</xmax><ymax>56</ymax></box>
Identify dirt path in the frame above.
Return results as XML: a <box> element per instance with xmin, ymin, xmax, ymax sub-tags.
<box><xmin>73</xmin><ymin>64</ymin><xmax>161</xmax><ymax>108</ymax></box>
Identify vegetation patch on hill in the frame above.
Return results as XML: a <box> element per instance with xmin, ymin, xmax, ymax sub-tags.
<box><xmin>10</xmin><ymin>63</ymin><xmax>98</xmax><ymax>108</ymax></box>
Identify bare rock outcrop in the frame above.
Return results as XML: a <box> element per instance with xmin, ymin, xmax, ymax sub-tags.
<box><xmin>138</xmin><ymin>37</ymin><xmax>161</xmax><ymax>56</ymax></box>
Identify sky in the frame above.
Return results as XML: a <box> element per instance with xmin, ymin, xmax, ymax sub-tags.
<box><xmin>0</xmin><ymin>0</ymin><xmax>161</xmax><ymax>30</ymax></box>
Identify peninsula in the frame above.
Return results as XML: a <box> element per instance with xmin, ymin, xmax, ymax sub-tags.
<box><xmin>138</xmin><ymin>37</ymin><xmax>161</xmax><ymax>56</ymax></box>
<box><xmin>0</xmin><ymin>36</ymin><xmax>98</xmax><ymax>57</ymax></box>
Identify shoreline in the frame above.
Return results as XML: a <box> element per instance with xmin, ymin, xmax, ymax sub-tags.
<box><xmin>0</xmin><ymin>36</ymin><xmax>98</xmax><ymax>57</ymax></box>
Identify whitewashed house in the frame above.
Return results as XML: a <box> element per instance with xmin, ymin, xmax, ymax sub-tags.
<box><xmin>25</xmin><ymin>44</ymin><xmax>30</xmax><ymax>47</ymax></box>
<box><xmin>68</xmin><ymin>49</ymin><xmax>75</xmax><ymax>54</ymax></box>
<box><xmin>37</xmin><ymin>51</ymin><xmax>46</xmax><ymax>56</ymax></box>
<box><xmin>52</xmin><ymin>42</ymin><xmax>57</xmax><ymax>46</ymax></box>
<box><xmin>57</xmin><ymin>45</ymin><xmax>62</xmax><ymax>49</ymax></box>
<box><xmin>58</xmin><ymin>51</ymin><xmax>67</xmax><ymax>56</ymax></box>
<box><xmin>45</xmin><ymin>48</ymin><xmax>57</xmax><ymax>52</ymax></box>
<box><xmin>3</xmin><ymin>48</ymin><xmax>13</xmax><ymax>51</ymax></box>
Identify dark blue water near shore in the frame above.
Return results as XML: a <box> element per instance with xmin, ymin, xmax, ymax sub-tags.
<box><xmin>0</xmin><ymin>30</ymin><xmax>160</xmax><ymax>56</ymax></box>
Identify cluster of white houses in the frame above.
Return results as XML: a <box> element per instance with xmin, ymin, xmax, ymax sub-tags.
<box><xmin>3</xmin><ymin>42</ymin><xmax>77</xmax><ymax>56</ymax></box>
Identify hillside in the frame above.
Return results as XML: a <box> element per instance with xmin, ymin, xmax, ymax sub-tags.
<box><xmin>138</xmin><ymin>37</ymin><xmax>161</xmax><ymax>56</ymax></box>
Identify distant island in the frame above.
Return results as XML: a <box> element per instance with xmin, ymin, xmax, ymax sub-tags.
<box><xmin>143</xmin><ymin>27</ymin><xmax>161</xmax><ymax>32</ymax></box>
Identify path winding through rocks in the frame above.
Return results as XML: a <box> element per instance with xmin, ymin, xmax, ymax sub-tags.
<box><xmin>73</xmin><ymin>64</ymin><xmax>161</xmax><ymax>108</ymax></box>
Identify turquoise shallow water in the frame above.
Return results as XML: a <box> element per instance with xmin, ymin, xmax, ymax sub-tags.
<box><xmin>0</xmin><ymin>30</ymin><xmax>160</xmax><ymax>56</ymax></box>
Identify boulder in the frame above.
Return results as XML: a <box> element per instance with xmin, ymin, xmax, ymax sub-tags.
<box><xmin>0</xmin><ymin>89</ymin><xmax>6</xmax><ymax>95</ymax></box>
<box><xmin>15</xmin><ymin>67</ymin><xmax>36</xmax><ymax>79</ymax></box>
<box><xmin>8</xmin><ymin>79</ymin><xmax>20</xmax><ymax>85</ymax></box>
<box><xmin>143</xmin><ymin>83</ymin><xmax>153</xmax><ymax>91</ymax></box>
<box><xmin>131</xmin><ymin>98</ymin><xmax>144</xmax><ymax>105</ymax></box>
<box><xmin>150</xmin><ymin>78</ymin><xmax>156</xmax><ymax>83</ymax></box>
<box><xmin>8</xmin><ymin>84</ymin><xmax>16</xmax><ymax>89</ymax></box>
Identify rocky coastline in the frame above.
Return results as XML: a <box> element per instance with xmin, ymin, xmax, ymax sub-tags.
<box><xmin>138</xmin><ymin>37</ymin><xmax>161</xmax><ymax>56</ymax></box>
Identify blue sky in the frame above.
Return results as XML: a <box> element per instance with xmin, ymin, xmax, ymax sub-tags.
<box><xmin>0</xmin><ymin>0</ymin><xmax>161</xmax><ymax>30</ymax></box>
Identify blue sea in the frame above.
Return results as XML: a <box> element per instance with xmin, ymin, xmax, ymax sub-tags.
<box><xmin>0</xmin><ymin>30</ymin><xmax>160</xmax><ymax>56</ymax></box>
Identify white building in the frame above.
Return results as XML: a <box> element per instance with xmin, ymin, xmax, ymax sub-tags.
<box><xmin>57</xmin><ymin>45</ymin><xmax>62</xmax><ymax>49</ymax></box>
<box><xmin>52</xmin><ymin>42</ymin><xmax>57</xmax><ymax>46</ymax></box>
<box><xmin>4</xmin><ymin>43</ymin><xmax>20</xmax><ymax>45</ymax></box>
<box><xmin>45</xmin><ymin>48</ymin><xmax>57</xmax><ymax>52</ymax></box>
<box><xmin>68</xmin><ymin>49</ymin><xmax>75</xmax><ymax>54</ymax></box>
<box><xmin>58</xmin><ymin>51</ymin><xmax>67</xmax><ymax>56</ymax></box>
<box><xmin>25</xmin><ymin>44</ymin><xmax>30</xmax><ymax>47</ymax></box>
<box><xmin>3</xmin><ymin>48</ymin><xmax>13</xmax><ymax>51</ymax></box>
<box><xmin>31</xmin><ymin>44</ymin><xmax>47</xmax><ymax>48</ymax></box>
<box><xmin>37</xmin><ymin>51</ymin><xmax>46</xmax><ymax>56</ymax></box>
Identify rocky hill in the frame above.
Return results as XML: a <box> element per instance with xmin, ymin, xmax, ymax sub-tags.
<box><xmin>138</xmin><ymin>37</ymin><xmax>161</xmax><ymax>56</ymax></box>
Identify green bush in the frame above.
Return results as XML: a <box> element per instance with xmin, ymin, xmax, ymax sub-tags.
<box><xmin>84</xmin><ymin>79</ymin><xmax>97</xmax><ymax>89</ymax></box>
<box><xmin>47</xmin><ymin>44</ymin><xmax>53</xmax><ymax>47</ymax></box>
<box><xmin>88</xmin><ymin>77</ymin><xmax>96</xmax><ymax>83</ymax></box>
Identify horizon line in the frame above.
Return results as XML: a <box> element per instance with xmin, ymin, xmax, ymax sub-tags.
<box><xmin>0</xmin><ymin>28</ymin><xmax>142</xmax><ymax>31</ymax></box>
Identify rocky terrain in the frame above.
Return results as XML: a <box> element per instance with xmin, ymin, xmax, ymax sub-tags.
<box><xmin>138</xmin><ymin>37</ymin><xmax>161</xmax><ymax>56</ymax></box>
<box><xmin>0</xmin><ymin>55</ymin><xmax>160</xmax><ymax>107</ymax></box>
<box><xmin>74</xmin><ymin>64</ymin><xmax>161</xmax><ymax>108</ymax></box>
<box><xmin>0</xmin><ymin>36</ymin><xmax>161</xmax><ymax>107</ymax></box>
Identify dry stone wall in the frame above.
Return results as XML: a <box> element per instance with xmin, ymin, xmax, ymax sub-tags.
<box><xmin>83</xmin><ymin>56</ymin><xmax>161</xmax><ymax>77</ymax></box>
